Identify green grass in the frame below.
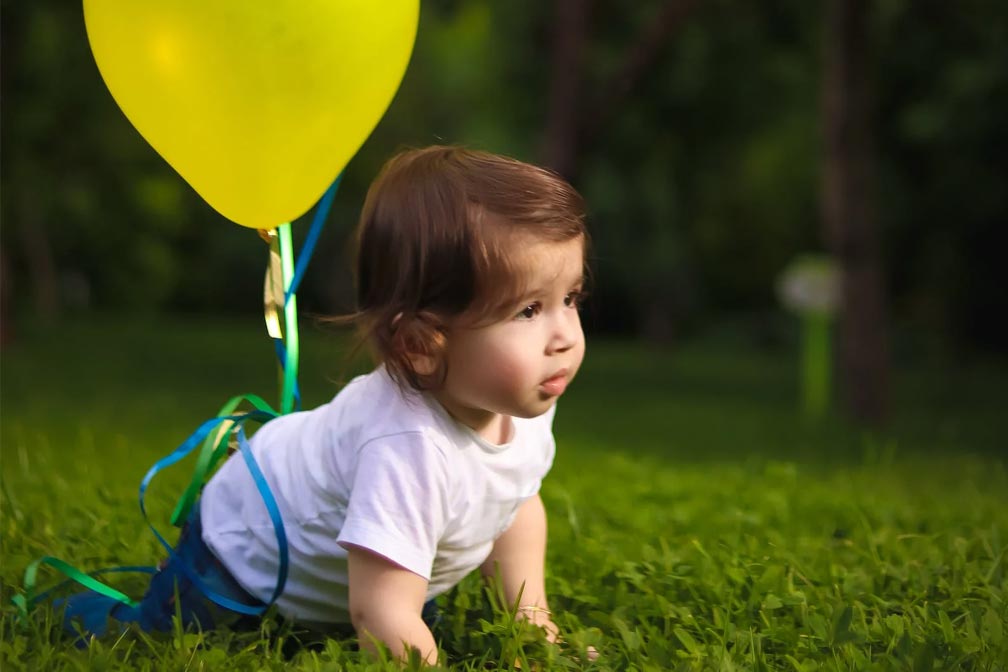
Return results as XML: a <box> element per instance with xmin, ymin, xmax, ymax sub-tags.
<box><xmin>2</xmin><ymin>315</ymin><xmax>1006</xmax><ymax>670</ymax></box>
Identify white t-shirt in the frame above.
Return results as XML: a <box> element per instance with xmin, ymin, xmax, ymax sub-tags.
<box><xmin>199</xmin><ymin>366</ymin><xmax>556</xmax><ymax>624</ymax></box>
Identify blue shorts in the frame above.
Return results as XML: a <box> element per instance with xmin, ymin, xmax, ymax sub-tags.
<box><xmin>58</xmin><ymin>505</ymin><xmax>440</xmax><ymax>643</ymax></box>
<box><xmin>59</xmin><ymin>505</ymin><xmax>266</xmax><ymax>641</ymax></box>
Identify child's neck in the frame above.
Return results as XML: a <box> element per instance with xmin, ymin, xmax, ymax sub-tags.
<box><xmin>433</xmin><ymin>394</ymin><xmax>513</xmax><ymax>445</ymax></box>
<box><xmin>478</xmin><ymin>413</ymin><xmax>514</xmax><ymax>445</ymax></box>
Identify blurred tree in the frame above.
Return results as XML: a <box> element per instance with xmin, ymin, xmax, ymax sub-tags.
<box><xmin>822</xmin><ymin>0</ymin><xmax>890</xmax><ymax>424</ymax></box>
<box><xmin>3</xmin><ymin>4</ymin><xmax>64</xmax><ymax>322</ymax></box>
<box><xmin>0</xmin><ymin>1</ymin><xmax>228</xmax><ymax>319</ymax></box>
<box><xmin>543</xmin><ymin>0</ymin><xmax>697</xmax><ymax>184</ymax></box>
<box><xmin>873</xmin><ymin>0</ymin><xmax>1008</xmax><ymax>353</ymax></box>
<box><xmin>1</xmin><ymin>0</ymin><xmax>1004</xmax><ymax>358</ymax></box>
<box><xmin>543</xmin><ymin>0</ymin><xmax>588</xmax><ymax>180</ymax></box>
<box><xmin>570</xmin><ymin>1</ymin><xmax>823</xmax><ymax>337</ymax></box>
<box><xmin>541</xmin><ymin>0</ymin><xmax>701</xmax><ymax>340</ymax></box>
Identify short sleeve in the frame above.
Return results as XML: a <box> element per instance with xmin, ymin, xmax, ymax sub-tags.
<box><xmin>336</xmin><ymin>433</ymin><xmax>451</xmax><ymax>581</ymax></box>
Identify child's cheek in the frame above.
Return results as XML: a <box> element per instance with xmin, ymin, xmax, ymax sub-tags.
<box><xmin>483</xmin><ymin>346</ymin><xmax>529</xmax><ymax>395</ymax></box>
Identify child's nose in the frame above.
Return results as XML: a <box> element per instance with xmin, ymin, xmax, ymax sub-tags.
<box><xmin>547</xmin><ymin>310</ymin><xmax>581</xmax><ymax>354</ymax></box>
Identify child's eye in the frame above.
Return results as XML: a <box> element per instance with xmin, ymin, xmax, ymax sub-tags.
<box><xmin>564</xmin><ymin>291</ymin><xmax>584</xmax><ymax>308</ymax></box>
<box><xmin>516</xmin><ymin>303</ymin><xmax>541</xmax><ymax>320</ymax></box>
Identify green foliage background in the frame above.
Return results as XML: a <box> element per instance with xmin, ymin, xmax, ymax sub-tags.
<box><xmin>2</xmin><ymin>1</ymin><xmax>1006</xmax><ymax>349</ymax></box>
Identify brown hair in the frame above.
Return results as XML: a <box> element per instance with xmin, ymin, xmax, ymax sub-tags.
<box><xmin>350</xmin><ymin>145</ymin><xmax>587</xmax><ymax>392</ymax></box>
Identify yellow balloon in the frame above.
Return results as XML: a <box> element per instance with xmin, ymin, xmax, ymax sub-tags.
<box><xmin>83</xmin><ymin>1</ymin><xmax>419</xmax><ymax>229</ymax></box>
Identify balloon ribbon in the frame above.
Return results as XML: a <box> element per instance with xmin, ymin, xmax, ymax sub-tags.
<box><xmin>262</xmin><ymin>175</ymin><xmax>340</xmax><ymax>414</ymax></box>
<box><xmin>262</xmin><ymin>226</ymin><xmax>300</xmax><ymax>415</ymax></box>
<box><xmin>13</xmin><ymin>180</ymin><xmax>344</xmax><ymax>622</ymax></box>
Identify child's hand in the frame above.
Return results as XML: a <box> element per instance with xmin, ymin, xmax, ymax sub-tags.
<box><xmin>516</xmin><ymin>607</ymin><xmax>599</xmax><ymax>664</ymax></box>
<box><xmin>516</xmin><ymin>605</ymin><xmax>559</xmax><ymax>642</ymax></box>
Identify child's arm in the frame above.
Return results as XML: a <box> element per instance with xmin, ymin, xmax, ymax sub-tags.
<box><xmin>346</xmin><ymin>546</ymin><xmax>438</xmax><ymax>664</ymax></box>
<box><xmin>479</xmin><ymin>494</ymin><xmax>559</xmax><ymax>641</ymax></box>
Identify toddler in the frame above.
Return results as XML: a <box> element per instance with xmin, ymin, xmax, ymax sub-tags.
<box><xmin>63</xmin><ymin>146</ymin><xmax>589</xmax><ymax>663</ymax></box>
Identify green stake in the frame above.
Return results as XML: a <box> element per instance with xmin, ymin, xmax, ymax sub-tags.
<box><xmin>802</xmin><ymin>311</ymin><xmax>832</xmax><ymax>417</ymax></box>
<box><xmin>777</xmin><ymin>255</ymin><xmax>840</xmax><ymax>419</ymax></box>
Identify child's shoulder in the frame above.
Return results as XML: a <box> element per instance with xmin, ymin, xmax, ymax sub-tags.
<box><xmin>326</xmin><ymin>366</ymin><xmax>452</xmax><ymax>445</ymax></box>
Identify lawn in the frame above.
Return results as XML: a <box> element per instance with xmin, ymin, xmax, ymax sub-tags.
<box><xmin>2</xmin><ymin>315</ymin><xmax>1006</xmax><ymax>670</ymax></box>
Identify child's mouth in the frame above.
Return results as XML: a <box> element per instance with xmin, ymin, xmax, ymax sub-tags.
<box><xmin>540</xmin><ymin>370</ymin><xmax>569</xmax><ymax>396</ymax></box>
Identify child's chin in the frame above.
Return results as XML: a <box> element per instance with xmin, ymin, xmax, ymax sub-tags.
<box><xmin>516</xmin><ymin>398</ymin><xmax>558</xmax><ymax>418</ymax></box>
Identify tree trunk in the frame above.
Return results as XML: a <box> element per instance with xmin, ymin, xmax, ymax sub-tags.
<box><xmin>543</xmin><ymin>0</ymin><xmax>696</xmax><ymax>182</ymax></box>
<box><xmin>543</xmin><ymin>0</ymin><xmax>589</xmax><ymax>180</ymax></box>
<box><xmin>18</xmin><ymin>188</ymin><xmax>61</xmax><ymax>323</ymax></box>
<box><xmin>579</xmin><ymin>0</ymin><xmax>696</xmax><ymax>147</ymax></box>
<box><xmin>0</xmin><ymin>245</ymin><xmax>13</xmax><ymax>345</ymax></box>
<box><xmin>821</xmin><ymin>0</ymin><xmax>890</xmax><ymax>424</ymax></box>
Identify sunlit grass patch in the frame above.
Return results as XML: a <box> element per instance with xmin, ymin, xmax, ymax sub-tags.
<box><xmin>2</xmin><ymin>317</ymin><xmax>1005</xmax><ymax>670</ymax></box>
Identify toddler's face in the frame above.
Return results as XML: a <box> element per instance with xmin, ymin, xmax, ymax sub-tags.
<box><xmin>434</xmin><ymin>237</ymin><xmax>586</xmax><ymax>439</ymax></box>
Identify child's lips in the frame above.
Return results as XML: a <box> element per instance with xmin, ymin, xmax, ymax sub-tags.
<box><xmin>540</xmin><ymin>369</ymin><xmax>569</xmax><ymax>396</ymax></box>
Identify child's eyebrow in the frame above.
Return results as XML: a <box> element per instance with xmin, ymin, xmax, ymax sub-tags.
<box><xmin>520</xmin><ymin>273</ymin><xmax>585</xmax><ymax>300</ymax></box>
<box><xmin>560</xmin><ymin>271</ymin><xmax>586</xmax><ymax>289</ymax></box>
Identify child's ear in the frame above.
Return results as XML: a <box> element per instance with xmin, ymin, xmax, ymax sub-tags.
<box><xmin>393</xmin><ymin>311</ymin><xmax>448</xmax><ymax>385</ymax></box>
<box><xmin>407</xmin><ymin>351</ymin><xmax>438</xmax><ymax>377</ymax></box>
